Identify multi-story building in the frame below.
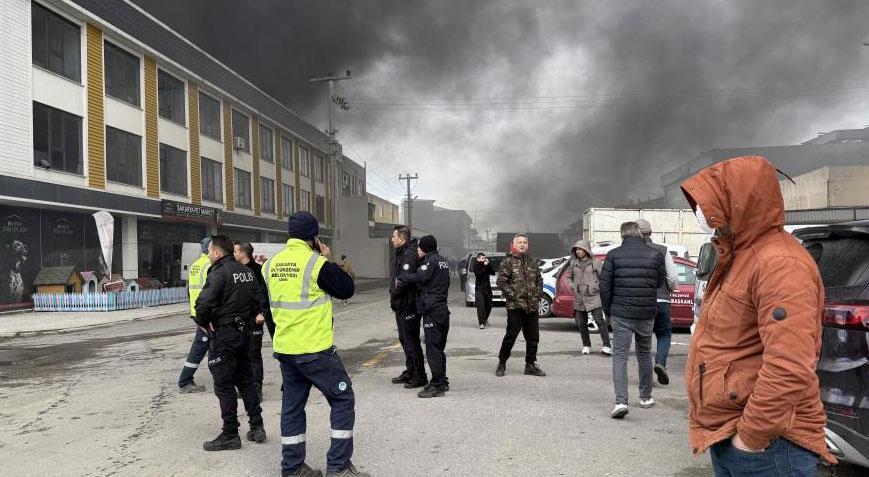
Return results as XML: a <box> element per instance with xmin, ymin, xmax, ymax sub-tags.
<box><xmin>0</xmin><ymin>0</ymin><xmax>354</xmax><ymax>308</ymax></box>
<box><xmin>367</xmin><ymin>193</ymin><xmax>400</xmax><ymax>225</ymax></box>
<box><xmin>403</xmin><ymin>199</ymin><xmax>472</xmax><ymax>261</ymax></box>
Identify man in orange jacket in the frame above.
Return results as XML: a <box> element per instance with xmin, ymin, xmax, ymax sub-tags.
<box><xmin>681</xmin><ymin>155</ymin><xmax>836</xmax><ymax>474</ymax></box>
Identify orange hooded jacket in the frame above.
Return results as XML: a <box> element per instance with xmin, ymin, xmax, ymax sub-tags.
<box><xmin>681</xmin><ymin>156</ymin><xmax>835</xmax><ymax>463</ymax></box>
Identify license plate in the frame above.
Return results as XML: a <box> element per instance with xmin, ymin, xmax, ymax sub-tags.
<box><xmin>493</xmin><ymin>291</ymin><xmax>502</xmax><ymax>297</ymax></box>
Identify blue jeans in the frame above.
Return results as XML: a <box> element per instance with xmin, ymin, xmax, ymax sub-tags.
<box><xmin>711</xmin><ymin>437</ymin><xmax>819</xmax><ymax>476</ymax></box>
<box><xmin>276</xmin><ymin>347</ymin><xmax>355</xmax><ymax>474</ymax></box>
<box><xmin>653</xmin><ymin>302</ymin><xmax>672</xmax><ymax>368</ymax></box>
<box><xmin>178</xmin><ymin>326</ymin><xmax>209</xmax><ymax>387</ymax></box>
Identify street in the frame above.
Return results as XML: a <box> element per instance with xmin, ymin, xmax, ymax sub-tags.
<box><xmin>0</xmin><ymin>283</ymin><xmax>858</xmax><ymax>476</ymax></box>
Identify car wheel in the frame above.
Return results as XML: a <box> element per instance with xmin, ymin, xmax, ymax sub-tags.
<box><xmin>538</xmin><ymin>295</ymin><xmax>552</xmax><ymax>318</ymax></box>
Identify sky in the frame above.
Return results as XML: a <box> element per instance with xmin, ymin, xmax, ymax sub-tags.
<box><xmin>132</xmin><ymin>0</ymin><xmax>869</xmax><ymax>233</ymax></box>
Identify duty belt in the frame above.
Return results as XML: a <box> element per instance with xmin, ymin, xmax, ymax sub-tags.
<box><xmin>214</xmin><ymin>316</ymin><xmax>250</xmax><ymax>331</ymax></box>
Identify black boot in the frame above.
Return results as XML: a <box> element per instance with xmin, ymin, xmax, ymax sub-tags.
<box><xmin>495</xmin><ymin>361</ymin><xmax>506</xmax><ymax>377</ymax></box>
<box><xmin>524</xmin><ymin>362</ymin><xmax>546</xmax><ymax>377</ymax></box>
<box><xmin>325</xmin><ymin>462</ymin><xmax>370</xmax><ymax>476</ymax></box>
<box><xmin>391</xmin><ymin>370</ymin><xmax>411</xmax><ymax>384</ymax></box>
<box><xmin>403</xmin><ymin>375</ymin><xmax>428</xmax><ymax>389</ymax></box>
<box><xmin>283</xmin><ymin>463</ymin><xmax>324</xmax><ymax>477</ymax></box>
<box><xmin>246</xmin><ymin>426</ymin><xmax>266</xmax><ymax>443</ymax></box>
<box><xmin>203</xmin><ymin>431</ymin><xmax>241</xmax><ymax>451</ymax></box>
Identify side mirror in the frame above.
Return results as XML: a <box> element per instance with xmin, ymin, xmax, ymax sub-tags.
<box><xmin>696</xmin><ymin>242</ymin><xmax>718</xmax><ymax>280</ymax></box>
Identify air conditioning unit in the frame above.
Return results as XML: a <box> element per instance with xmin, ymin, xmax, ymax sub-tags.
<box><xmin>233</xmin><ymin>137</ymin><xmax>246</xmax><ymax>150</ymax></box>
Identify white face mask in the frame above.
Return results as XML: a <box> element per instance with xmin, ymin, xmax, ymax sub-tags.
<box><xmin>695</xmin><ymin>206</ymin><xmax>716</xmax><ymax>235</ymax></box>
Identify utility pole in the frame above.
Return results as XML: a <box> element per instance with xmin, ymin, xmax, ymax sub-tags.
<box><xmin>309</xmin><ymin>70</ymin><xmax>351</xmax><ymax>245</ymax></box>
<box><xmin>399</xmin><ymin>173</ymin><xmax>418</xmax><ymax>232</ymax></box>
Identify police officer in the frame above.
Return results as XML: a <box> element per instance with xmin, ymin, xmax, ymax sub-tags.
<box><xmin>397</xmin><ymin>235</ymin><xmax>451</xmax><ymax>398</ymax></box>
<box><xmin>388</xmin><ymin>225</ymin><xmax>427</xmax><ymax>388</ymax></box>
<box><xmin>194</xmin><ymin>235</ymin><xmax>267</xmax><ymax>451</ymax></box>
<box><xmin>177</xmin><ymin>237</ymin><xmax>211</xmax><ymax>393</ymax></box>
<box><xmin>233</xmin><ymin>240</ymin><xmax>271</xmax><ymax>402</ymax></box>
<box><xmin>263</xmin><ymin>212</ymin><xmax>369</xmax><ymax>477</ymax></box>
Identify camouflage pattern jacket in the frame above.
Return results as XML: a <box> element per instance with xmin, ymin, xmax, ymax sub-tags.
<box><xmin>497</xmin><ymin>252</ymin><xmax>543</xmax><ymax>313</ymax></box>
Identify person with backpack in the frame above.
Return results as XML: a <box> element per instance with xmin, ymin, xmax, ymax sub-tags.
<box><xmin>566</xmin><ymin>239</ymin><xmax>612</xmax><ymax>356</ymax></box>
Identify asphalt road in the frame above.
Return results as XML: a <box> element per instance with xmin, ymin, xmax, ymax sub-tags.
<box><xmin>0</xmin><ymin>282</ymin><xmax>862</xmax><ymax>476</ymax></box>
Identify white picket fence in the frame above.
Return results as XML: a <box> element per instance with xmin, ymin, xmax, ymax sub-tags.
<box><xmin>31</xmin><ymin>287</ymin><xmax>187</xmax><ymax>312</ymax></box>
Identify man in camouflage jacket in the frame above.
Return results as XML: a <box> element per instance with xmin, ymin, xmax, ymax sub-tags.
<box><xmin>495</xmin><ymin>234</ymin><xmax>547</xmax><ymax>377</ymax></box>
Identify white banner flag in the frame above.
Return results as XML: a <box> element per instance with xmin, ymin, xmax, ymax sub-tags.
<box><xmin>92</xmin><ymin>211</ymin><xmax>114</xmax><ymax>279</ymax></box>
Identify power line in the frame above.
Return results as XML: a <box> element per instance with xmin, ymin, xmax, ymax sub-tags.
<box><xmin>341</xmin><ymin>83</ymin><xmax>416</xmax><ymax>173</ymax></box>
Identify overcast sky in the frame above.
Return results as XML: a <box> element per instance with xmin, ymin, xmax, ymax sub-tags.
<box><xmin>133</xmin><ymin>0</ymin><xmax>869</xmax><ymax>233</ymax></box>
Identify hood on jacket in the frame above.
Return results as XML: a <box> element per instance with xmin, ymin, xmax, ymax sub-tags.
<box><xmin>571</xmin><ymin>239</ymin><xmax>593</xmax><ymax>259</ymax></box>
<box><xmin>680</xmin><ymin>155</ymin><xmax>785</xmax><ymax>250</ymax></box>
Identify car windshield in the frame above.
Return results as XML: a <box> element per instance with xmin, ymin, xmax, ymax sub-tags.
<box><xmin>676</xmin><ymin>263</ymin><xmax>696</xmax><ymax>285</ymax></box>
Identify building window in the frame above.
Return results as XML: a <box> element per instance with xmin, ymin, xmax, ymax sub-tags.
<box><xmin>33</xmin><ymin>102</ymin><xmax>82</xmax><ymax>174</ymax></box>
<box><xmin>31</xmin><ymin>3</ymin><xmax>81</xmax><ymax>82</ymax></box>
<box><xmin>281</xmin><ymin>136</ymin><xmax>293</xmax><ymax>170</ymax></box>
<box><xmin>259</xmin><ymin>125</ymin><xmax>273</xmax><ymax>163</ymax></box>
<box><xmin>315</xmin><ymin>195</ymin><xmax>326</xmax><ymax>222</ymax></box>
<box><xmin>342</xmin><ymin>171</ymin><xmax>351</xmax><ymax>191</ymax></box>
<box><xmin>261</xmin><ymin>177</ymin><xmax>275</xmax><ymax>213</ymax></box>
<box><xmin>106</xmin><ymin>126</ymin><xmax>142</xmax><ymax>186</ymax></box>
<box><xmin>232</xmin><ymin>110</ymin><xmax>250</xmax><ymax>153</ymax></box>
<box><xmin>368</xmin><ymin>203</ymin><xmax>376</xmax><ymax>222</ymax></box>
<box><xmin>159</xmin><ymin>143</ymin><xmax>187</xmax><ymax>196</ymax></box>
<box><xmin>300</xmin><ymin>190</ymin><xmax>311</xmax><ymax>212</ymax></box>
<box><xmin>299</xmin><ymin>147</ymin><xmax>309</xmax><ymax>177</ymax></box>
<box><xmin>104</xmin><ymin>41</ymin><xmax>139</xmax><ymax>106</ymax></box>
<box><xmin>234</xmin><ymin>168</ymin><xmax>252</xmax><ymax>209</ymax></box>
<box><xmin>201</xmin><ymin>157</ymin><xmax>223</xmax><ymax>203</ymax></box>
<box><xmin>199</xmin><ymin>93</ymin><xmax>221</xmax><ymax>140</ymax></box>
<box><xmin>158</xmin><ymin>70</ymin><xmax>185</xmax><ymax>124</ymax></box>
<box><xmin>351</xmin><ymin>176</ymin><xmax>359</xmax><ymax>195</ymax></box>
<box><xmin>314</xmin><ymin>154</ymin><xmax>326</xmax><ymax>182</ymax></box>
<box><xmin>282</xmin><ymin>183</ymin><xmax>294</xmax><ymax>215</ymax></box>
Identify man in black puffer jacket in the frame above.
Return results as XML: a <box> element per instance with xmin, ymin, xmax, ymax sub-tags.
<box><xmin>599</xmin><ymin>221</ymin><xmax>665</xmax><ymax>419</ymax></box>
<box><xmin>389</xmin><ymin>225</ymin><xmax>428</xmax><ymax>388</ymax></box>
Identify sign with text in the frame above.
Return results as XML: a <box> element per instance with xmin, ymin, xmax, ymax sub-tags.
<box><xmin>161</xmin><ymin>200</ymin><xmax>221</xmax><ymax>225</ymax></box>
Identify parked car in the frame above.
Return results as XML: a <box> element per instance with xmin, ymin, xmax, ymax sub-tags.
<box><xmin>548</xmin><ymin>254</ymin><xmax>697</xmax><ymax>330</ymax></box>
<box><xmin>794</xmin><ymin>221</ymin><xmax>869</xmax><ymax>468</ymax></box>
<box><xmin>464</xmin><ymin>252</ymin><xmax>507</xmax><ymax>307</ymax></box>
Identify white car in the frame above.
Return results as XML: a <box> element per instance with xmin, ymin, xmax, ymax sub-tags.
<box><xmin>464</xmin><ymin>253</ymin><xmax>507</xmax><ymax>307</ymax></box>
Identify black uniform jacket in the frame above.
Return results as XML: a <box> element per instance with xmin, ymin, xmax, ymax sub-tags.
<box><xmin>398</xmin><ymin>251</ymin><xmax>450</xmax><ymax>314</ymax></box>
<box><xmin>389</xmin><ymin>239</ymin><xmax>419</xmax><ymax>313</ymax></box>
<box><xmin>194</xmin><ymin>255</ymin><xmax>268</xmax><ymax>328</ymax></box>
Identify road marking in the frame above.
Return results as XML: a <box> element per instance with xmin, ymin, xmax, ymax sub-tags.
<box><xmin>362</xmin><ymin>338</ymin><xmax>401</xmax><ymax>368</ymax></box>
<box><xmin>672</xmin><ymin>342</ymin><xmax>690</xmax><ymax>346</ymax></box>
<box><xmin>334</xmin><ymin>298</ymin><xmax>389</xmax><ymax>317</ymax></box>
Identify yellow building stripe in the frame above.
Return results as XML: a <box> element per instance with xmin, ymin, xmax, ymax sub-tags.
<box><xmin>275</xmin><ymin>128</ymin><xmax>283</xmax><ymax>219</ymax></box>
<box><xmin>223</xmin><ymin>100</ymin><xmax>233</xmax><ymax>210</ymax></box>
<box><xmin>188</xmin><ymin>81</ymin><xmax>201</xmax><ymax>204</ymax></box>
<box><xmin>294</xmin><ymin>141</ymin><xmax>301</xmax><ymax>211</ymax></box>
<box><xmin>85</xmin><ymin>23</ymin><xmax>105</xmax><ymax>189</ymax></box>
<box><xmin>252</xmin><ymin>117</ymin><xmax>261</xmax><ymax>215</ymax></box>
<box><xmin>143</xmin><ymin>55</ymin><xmax>159</xmax><ymax>197</ymax></box>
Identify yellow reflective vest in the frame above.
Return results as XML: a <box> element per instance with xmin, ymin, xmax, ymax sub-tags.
<box><xmin>263</xmin><ymin>239</ymin><xmax>333</xmax><ymax>354</ymax></box>
<box><xmin>187</xmin><ymin>254</ymin><xmax>211</xmax><ymax>317</ymax></box>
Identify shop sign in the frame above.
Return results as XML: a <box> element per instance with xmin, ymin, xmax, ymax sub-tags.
<box><xmin>162</xmin><ymin>200</ymin><xmax>221</xmax><ymax>225</ymax></box>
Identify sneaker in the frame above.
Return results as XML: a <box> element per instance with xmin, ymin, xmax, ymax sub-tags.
<box><xmin>495</xmin><ymin>361</ymin><xmax>506</xmax><ymax>377</ymax></box>
<box><xmin>403</xmin><ymin>376</ymin><xmax>428</xmax><ymax>389</ymax></box>
<box><xmin>640</xmin><ymin>398</ymin><xmax>656</xmax><ymax>409</ymax></box>
<box><xmin>654</xmin><ymin>364</ymin><xmax>670</xmax><ymax>385</ymax></box>
<box><xmin>417</xmin><ymin>385</ymin><xmax>445</xmax><ymax>398</ymax></box>
<box><xmin>391</xmin><ymin>370</ymin><xmax>411</xmax><ymax>384</ymax></box>
<box><xmin>601</xmin><ymin>346</ymin><xmax>613</xmax><ymax>356</ymax></box>
<box><xmin>283</xmin><ymin>463</ymin><xmax>324</xmax><ymax>477</ymax></box>
<box><xmin>611</xmin><ymin>404</ymin><xmax>629</xmax><ymax>419</ymax></box>
<box><xmin>479</xmin><ymin>323</ymin><xmax>486</xmax><ymax>329</ymax></box>
<box><xmin>524</xmin><ymin>362</ymin><xmax>546</xmax><ymax>377</ymax></box>
<box><xmin>246</xmin><ymin>426</ymin><xmax>266</xmax><ymax>443</ymax></box>
<box><xmin>581</xmin><ymin>346</ymin><xmax>591</xmax><ymax>355</ymax></box>
<box><xmin>179</xmin><ymin>382</ymin><xmax>206</xmax><ymax>393</ymax></box>
<box><xmin>325</xmin><ymin>462</ymin><xmax>370</xmax><ymax>476</ymax></box>
<box><xmin>203</xmin><ymin>431</ymin><xmax>241</xmax><ymax>451</ymax></box>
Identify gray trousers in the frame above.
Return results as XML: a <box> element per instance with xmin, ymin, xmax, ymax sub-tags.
<box><xmin>610</xmin><ymin>316</ymin><xmax>654</xmax><ymax>405</ymax></box>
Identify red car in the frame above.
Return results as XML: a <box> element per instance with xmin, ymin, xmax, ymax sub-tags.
<box><xmin>551</xmin><ymin>254</ymin><xmax>697</xmax><ymax>329</ymax></box>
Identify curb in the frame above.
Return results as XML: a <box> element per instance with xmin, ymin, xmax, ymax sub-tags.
<box><xmin>0</xmin><ymin>307</ymin><xmax>187</xmax><ymax>339</ymax></box>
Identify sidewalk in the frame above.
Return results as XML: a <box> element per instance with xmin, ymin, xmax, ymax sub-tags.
<box><xmin>0</xmin><ymin>303</ymin><xmax>188</xmax><ymax>338</ymax></box>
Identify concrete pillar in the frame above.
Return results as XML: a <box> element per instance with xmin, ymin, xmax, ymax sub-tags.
<box><xmin>122</xmin><ymin>215</ymin><xmax>138</xmax><ymax>279</ymax></box>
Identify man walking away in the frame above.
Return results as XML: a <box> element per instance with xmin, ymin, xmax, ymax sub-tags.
<box><xmin>234</xmin><ymin>241</ymin><xmax>271</xmax><ymax>402</ymax></box>
<box><xmin>397</xmin><ymin>235</ymin><xmax>451</xmax><ymax>398</ymax></box>
<box><xmin>265</xmin><ymin>212</ymin><xmax>368</xmax><ymax>477</ymax></box>
<box><xmin>178</xmin><ymin>237</ymin><xmax>212</xmax><ymax>393</ymax></box>
<box><xmin>599</xmin><ymin>222</ymin><xmax>665</xmax><ymax>419</ymax></box>
<box><xmin>635</xmin><ymin>219</ymin><xmax>677</xmax><ymax>386</ymax></box>
<box><xmin>194</xmin><ymin>235</ymin><xmax>268</xmax><ymax>451</ymax></box>
<box><xmin>566</xmin><ymin>239</ymin><xmax>611</xmax><ymax>356</ymax></box>
<box><xmin>472</xmin><ymin>252</ymin><xmax>496</xmax><ymax>329</ymax></box>
<box><xmin>682</xmin><ymin>155</ymin><xmax>836</xmax><ymax>472</ymax></box>
<box><xmin>495</xmin><ymin>234</ymin><xmax>546</xmax><ymax>378</ymax></box>
<box><xmin>389</xmin><ymin>225</ymin><xmax>427</xmax><ymax>389</ymax></box>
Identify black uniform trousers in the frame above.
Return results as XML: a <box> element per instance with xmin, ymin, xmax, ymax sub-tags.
<box><xmin>498</xmin><ymin>308</ymin><xmax>540</xmax><ymax>364</ymax></box>
<box><xmin>475</xmin><ymin>286</ymin><xmax>493</xmax><ymax>325</ymax></box>
<box><xmin>249</xmin><ymin>324</ymin><xmax>265</xmax><ymax>400</ymax></box>
<box><xmin>423</xmin><ymin>305</ymin><xmax>450</xmax><ymax>388</ymax></box>
<box><xmin>207</xmin><ymin>324</ymin><xmax>263</xmax><ymax>433</ymax></box>
<box><xmin>395</xmin><ymin>311</ymin><xmax>427</xmax><ymax>380</ymax></box>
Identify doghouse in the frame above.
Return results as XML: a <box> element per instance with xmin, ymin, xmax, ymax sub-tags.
<box><xmin>80</xmin><ymin>271</ymin><xmax>99</xmax><ymax>294</ymax></box>
<box><xmin>34</xmin><ymin>266</ymin><xmax>83</xmax><ymax>294</ymax></box>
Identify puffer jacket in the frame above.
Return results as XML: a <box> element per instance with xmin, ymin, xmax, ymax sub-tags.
<box><xmin>681</xmin><ymin>155</ymin><xmax>834</xmax><ymax>463</ymax></box>
<box><xmin>599</xmin><ymin>237</ymin><xmax>665</xmax><ymax>319</ymax></box>
<box><xmin>566</xmin><ymin>239</ymin><xmax>602</xmax><ymax>312</ymax></box>
<box><xmin>496</xmin><ymin>252</ymin><xmax>543</xmax><ymax>314</ymax></box>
